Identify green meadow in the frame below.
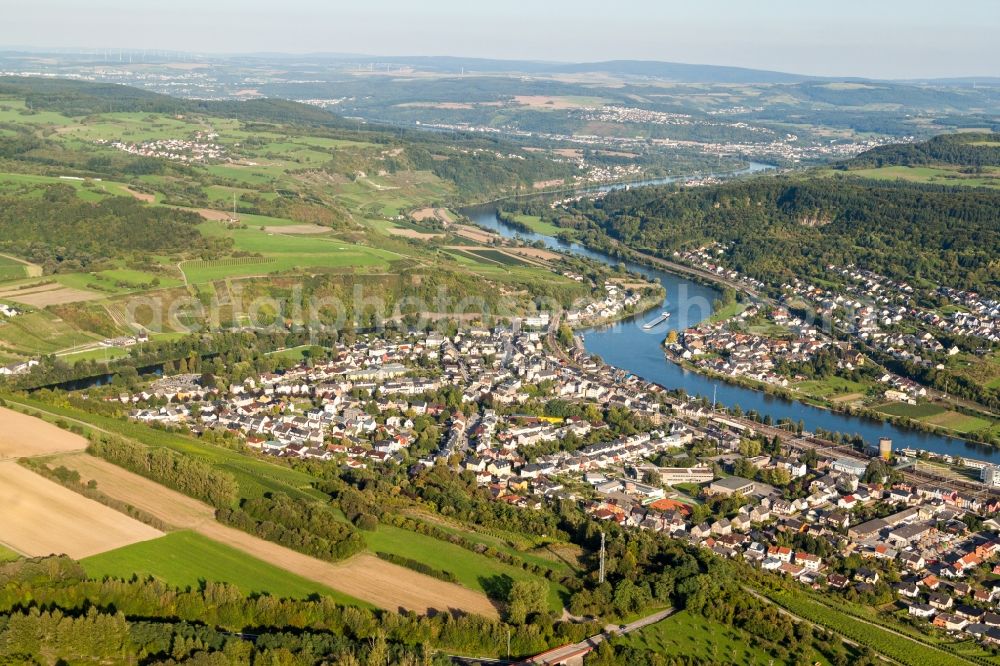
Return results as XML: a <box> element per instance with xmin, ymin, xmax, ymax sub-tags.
<box><xmin>82</xmin><ymin>530</ymin><xmax>369</xmax><ymax>605</ymax></box>
<box><xmin>362</xmin><ymin>523</ymin><xmax>567</xmax><ymax>612</ymax></box>
<box><xmin>616</xmin><ymin>610</ymin><xmax>785</xmax><ymax>664</ymax></box>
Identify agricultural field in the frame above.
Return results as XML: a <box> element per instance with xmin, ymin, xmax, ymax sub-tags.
<box><xmin>0</xmin><ymin>171</ymin><xmax>139</xmax><ymax>202</ymax></box>
<box><xmin>877</xmin><ymin>402</ymin><xmax>948</xmax><ymax>419</ymax></box>
<box><xmin>0</xmin><ymin>406</ymin><xmax>88</xmax><ymax>459</ymax></box>
<box><xmin>0</xmin><ymin>284</ymin><xmax>102</xmax><ymax>307</ymax></box>
<box><xmin>0</xmin><ymin>310</ymin><xmax>105</xmax><ymax>355</ymax></box>
<box><xmin>404</xmin><ymin>510</ymin><xmax>579</xmax><ymax>576</ymax></box>
<box><xmin>265</xmin><ymin>344</ymin><xmax>327</xmax><ymax>362</ymax></box>
<box><xmin>764</xmin><ymin>586</ymin><xmax>978</xmax><ymax>666</ymax></box>
<box><xmin>792</xmin><ymin>376</ymin><xmax>871</xmax><ymax>402</ymax></box>
<box><xmin>513</xmin><ymin>95</ymin><xmax>608</xmax><ymax>110</ymax></box>
<box><xmin>54</xmin><ymin>268</ymin><xmax>183</xmax><ymax>295</ymax></box>
<box><xmin>839</xmin><ymin>165</ymin><xmax>1000</xmax><ymax>189</ymax></box>
<box><xmin>466</xmin><ymin>248</ymin><xmax>532</xmax><ymax>266</ymax></box>
<box><xmin>0</xmin><ymin>254</ymin><xmax>33</xmax><ymax>281</ymax></box>
<box><xmin>180</xmin><ymin>222</ymin><xmax>399</xmax><ymax>283</ymax></box>
<box><xmin>6</xmin><ymin>395</ymin><xmax>324</xmax><ymax>501</ymax></box>
<box><xmin>49</xmin><ymin>452</ymin><xmax>498</xmax><ymax>616</ymax></box>
<box><xmin>876</xmin><ymin>401</ymin><xmax>997</xmax><ymax>437</ymax></box>
<box><xmin>57</xmin><ymin>346</ymin><xmax>131</xmax><ymax>364</ymax></box>
<box><xmin>82</xmin><ymin>530</ymin><xmax>367</xmax><ymax>604</ymax></box>
<box><xmin>506</xmin><ymin>214</ymin><xmax>566</xmax><ymax>237</ymax></box>
<box><xmin>0</xmin><ymin>461</ymin><xmax>162</xmax><ymax>559</ymax></box>
<box><xmin>446</xmin><ymin>247</ymin><xmax>535</xmax><ymax>268</ymax></box>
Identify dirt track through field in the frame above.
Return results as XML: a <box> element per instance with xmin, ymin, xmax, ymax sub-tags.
<box><xmin>56</xmin><ymin>453</ymin><xmax>499</xmax><ymax>617</ymax></box>
<box><xmin>263</xmin><ymin>224</ymin><xmax>331</xmax><ymax>234</ymax></box>
<box><xmin>0</xmin><ymin>461</ymin><xmax>162</xmax><ymax>558</ymax></box>
<box><xmin>0</xmin><ymin>407</ymin><xmax>89</xmax><ymax>459</ymax></box>
<box><xmin>387</xmin><ymin>228</ymin><xmax>443</xmax><ymax>240</ymax></box>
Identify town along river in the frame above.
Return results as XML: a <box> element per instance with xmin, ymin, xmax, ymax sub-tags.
<box><xmin>463</xmin><ymin>171</ymin><xmax>1000</xmax><ymax>465</ymax></box>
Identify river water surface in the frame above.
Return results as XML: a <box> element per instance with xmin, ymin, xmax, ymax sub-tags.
<box><xmin>463</xmin><ymin>165</ymin><xmax>1000</xmax><ymax>464</ymax></box>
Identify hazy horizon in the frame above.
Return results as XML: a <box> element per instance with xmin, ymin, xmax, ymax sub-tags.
<box><xmin>1</xmin><ymin>0</ymin><xmax>997</xmax><ymax>80</ymax></box>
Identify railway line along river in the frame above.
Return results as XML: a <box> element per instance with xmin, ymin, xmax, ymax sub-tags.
<box><xmin>464</xmin><ymin>165</ymin><xmax>1000</xmax><ymax>465</ymax></box>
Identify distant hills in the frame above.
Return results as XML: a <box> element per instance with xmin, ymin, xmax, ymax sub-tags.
<box><xmin>2</xmin><ymin>48</ymin><xmax>997</xmax><ymax>86</ymax></box>
<box><xmin>276</xmin><ymin>54</ymin><xmax>826</xmax><ymax>84</ymax></box>
<box><xmin>259</xmin><ymin>53</ymin><xmax>998</xmax><ymax>86</ymax></box>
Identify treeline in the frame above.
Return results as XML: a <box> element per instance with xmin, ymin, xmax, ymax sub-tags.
<box><xmin>0</xmin><ymin>556</ymin><xmax>581</xmax><ymax>664</ymax></box>
<box><xmin>409</xmin><ymin>466</ymin><xmax>567</xmax><ymax>540</ymax></box>
<box><xmin>571</xmin><ymin>175</ymin><xmax>1000</xmax><ymax>295</ymax></box>
<box><xmin>216</xmin><ymin>492</ymin><xmax>365</xmax><ymax>562</ymax></box>
<box><xmin>0</xmin><ymin>185</ymin><xmax>227</xmax><ymax>271</ymax></box>
<box><xmin>381</xmin><ymin>513</ymin><xmax>574</xmax><ymax>591</ymax></box>
<box><xmin>847</xmin><ymin>132</ymin><xmax>1000</xmax><ymax>168</ymax></box>
<box><xmin>374</xmin><ymin>552</ymin><xmax>459</xmax><ymax>584</ymax></box>
<box><xmin>88</xmin><ymin>434</ymin><xmax>239</xmax><ymax>508</ymax></box>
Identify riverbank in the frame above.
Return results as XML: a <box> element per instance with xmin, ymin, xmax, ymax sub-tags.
<box><xmin>661</xmin><ymin>343</ymin><xmax>996</xmax><ymax>448</ymax></box>
<box><xmin>465</xmin><ymin>176</ymin><xmax>1000</xmax><ymax>463</ymax></box>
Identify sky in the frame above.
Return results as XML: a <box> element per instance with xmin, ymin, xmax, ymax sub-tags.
<box><xmin>2</xmin><ymin>0</ymin><xmax>997</xmax><ymax>79</ymax></box>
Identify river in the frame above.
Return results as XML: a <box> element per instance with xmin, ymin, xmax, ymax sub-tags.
<box><xmin>463</xmin><ymin>164</ymin><xmax>1000</xmax><ymax>465</ymax></box>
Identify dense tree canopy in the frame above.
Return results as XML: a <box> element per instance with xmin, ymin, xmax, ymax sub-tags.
<box><xmin>571</xmin><ymin>176</ymin><xmax>1000</xmax><ymax>294</ymax></box>
<box><xmin>0</xmin><ymin>185</ymin><xmax>223</xmax><ymax>270</ymax></box>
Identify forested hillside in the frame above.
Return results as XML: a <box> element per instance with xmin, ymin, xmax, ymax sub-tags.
<box><xmin>845</xmin><ymin>132</ymin><xmax>1000</xmax><ymax>168</ymax></box>
<box><xmin>570</xmin><ymin>176</ymin><xmax>1000</xmax><ymax>293</ymax></box>
<box><xmin>0</xmin><ymin>186</ymin><xmax>222</xmax><ymax>271</ymax></box>
<box><xmin>0</xmin><ymin>77</ymin><xmax>349</xmax><ymax>126</ymax></box>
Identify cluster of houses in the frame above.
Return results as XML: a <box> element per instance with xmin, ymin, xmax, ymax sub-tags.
<box><xmin>110</xmin><ymin>314</ymin><xmax>1000</xmax><ymax>647</ymax></box>
<box><xmin>97</xmin><ymin>131</ymin><xmax>228</xmax><ymax>163</ymax></box>
<box><xmin>668</xmin><ymin>306</ymin><xmax>833</xmax><ymax>387</ymax></box>
<box><xmin>563</xmin><ymin>282</ymin><xmax>647</xmax><ymax>326</ymax></box>
<box><xmin>665</xmin><ymin>253</ymin><xmax>992</xmax><ymax>408</ymax></box>
<box><xmin>936</xmin><ymin>287</ymin><xmax>1000</xmax><ymax>343</ymax></box>
<box><xmin>791</xmin><ymin>264</ymin><xmax>996</xmax><ymax>370</ymax></box>
<box><xmin>575</xmin><ymin>435</ymin><xmax>1000</xmax><ymax>645</ymax></box>
<box><xmin>672</xmin><ymin>243</ymin><xmax>768</xmax><ymax>295</ymax></box>
<box><xmin>827</xmin><ymin>265</ymin><xmax>999</xmax><ymax>346</ymax></box>
<box><xmin>121</xmin><ymin>325</ymin><xmax>668</xmax><ymax>472</ymax></box>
